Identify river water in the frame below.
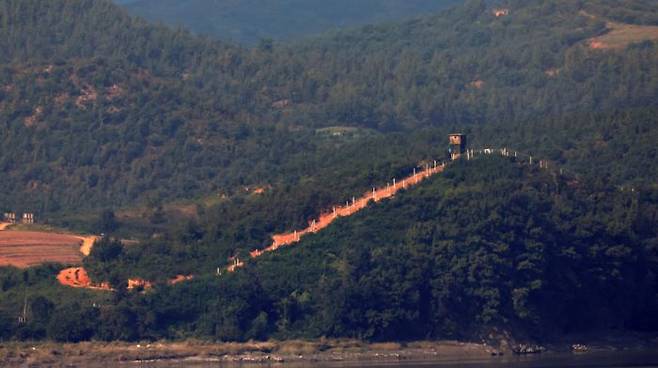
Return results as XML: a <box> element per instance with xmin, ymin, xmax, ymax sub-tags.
<box><xmin>152</xmin><ymin>350</ymin><xmax>658</xmax><ymax>368</ymax></box>
<box><xmin>313</xmin><ymin>351</ymin><xmax>658</xmax><ymax>368</ymax></box>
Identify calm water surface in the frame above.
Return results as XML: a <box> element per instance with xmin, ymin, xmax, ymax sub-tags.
<box><xmin>349</xmin><ymin>350</ymin><xmax>658</xmax><ymax>368</ymax></box>
<box><xmin>156</xmin><ymin>350</ymin><xmax>658</xmax><ymax>368</ymax></box>
<box><xmin>323</xmin><ymin>351</ymin><xmax>658</xmax><ymax>368</ymax></box>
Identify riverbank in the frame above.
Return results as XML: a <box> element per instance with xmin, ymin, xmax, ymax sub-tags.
<box><xmin>0</xmin><ymin>339</ymin><xmax>495</xmax><ymax>367</ymax></box>
<box><xmin>1</xmin><ymin>334</ymin><xmax>656</xmax><ymax>367</ymax></box>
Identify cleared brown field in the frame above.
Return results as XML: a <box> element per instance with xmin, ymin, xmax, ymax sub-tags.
<box><xmin>0</xmin><ymin>231</ymin><xmax>83</xmax><ymax>268</ymax></box>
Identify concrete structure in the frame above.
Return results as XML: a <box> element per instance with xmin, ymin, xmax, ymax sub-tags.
<box><xmin>21</xmin><ymin>213</ymin><xmax>34</xmax><ymax>224</ymax></box>
<box><xmin>3</xmin><ymin>212</ymin><xmax>16</xmax><ymax>224</ymax></box>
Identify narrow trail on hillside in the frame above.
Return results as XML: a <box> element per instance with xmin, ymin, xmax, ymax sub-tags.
<box><xmin>246</xmin><ymin>161</ymin><xmax>446</xmax><ymax>260</ymax></box>
<box><xmin>231</xmin><ymin>147</ymin><xmax>563</xmax><ymax>270</ymax></box>
<box><xmin>59</xmin><ymin>147</ymin><xmax>565</xmax><ymax>287</ymax></box>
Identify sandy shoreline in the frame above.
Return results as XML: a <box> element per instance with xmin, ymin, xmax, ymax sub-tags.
<box><xmin>1</xmin><ymin>335</ymin><xmax>657</xmax><ymax>367</ymax></box>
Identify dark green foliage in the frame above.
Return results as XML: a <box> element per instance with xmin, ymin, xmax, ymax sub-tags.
<box><xmin>1</xmin><ymin>0</ymin><xmax>657</xmax><ymax>218</ymax></box>
<box><xmin>1</xmin><ymin>157</ymin><xmax>656</xmax><ymax>342</ymax></box>
<box><xmin>238</xmin><ymin>157</ymin><xmax>657</xmax><ymax>340</ymax></box>
<box><xmin>97</xmin><ymin>210</ymin><xmax>118</xmax><ymax>233</ymax></box>
<box><xmin>0</xmin><ymin>0</ymin><xmax>657</xmax><ymax>343</ymax></box>
<box><xmin>584</xmin><ymin>0</ymin><xmax>658</xmax><ymax>25</ymax></box>
<box><xmin>46</xmin><ymin>303</ymin><xmax>99</xmax><ymax>342</ymax></box>
<box><xmin>89</xmin><ymin>237</ymin><xmax>123</xmax><ymax>263</ymax></box>
<box><xmin>472</xmin><ymin>108</ymin><xmax>658</xmax><ymax>187</ymax></box>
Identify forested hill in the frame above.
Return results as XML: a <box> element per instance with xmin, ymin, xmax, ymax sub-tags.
<box><xmin>0</xmin><ymin>0</ymin><xmax>657</xmax><ymax>344</ymax></box>
<box><xmin>121</xmin><ymin>0</ymin><xmax>462</xmax><ymax>45</ymax></box>
<box><xmin>2</xmin><ymin>156</ymin><xmax>656</xmax><ymax>342</ymax></box>
<box><xmin>1</xmin><ymin>0</ymin><xmax>657</xmax><ymax>219</ymax></box>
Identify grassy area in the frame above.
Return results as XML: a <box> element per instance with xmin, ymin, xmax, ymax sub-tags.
<box><xmin>315</xmin><ymin>126</ymin><xmax>379</xmax><ymax>141</ymax></box>
<box><xmin>6</xmin><ymin>223</ymin><xmax>71</xmax><ymax>233</ymax></box>
<box><xmin>588</xmin><ymin>21</ymin><xmax>658</xmax><ymax>49</ymax></box>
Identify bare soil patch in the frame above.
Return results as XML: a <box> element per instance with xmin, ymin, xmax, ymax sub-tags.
<box><xmin>56</xmin><ymin>267</ymin><xmax>112</xmax><ymax>290</ymax></box>
<box><xmin>78</xmin><ymin>235</ymin><xmax>99</xmax><ymax>256</ymax></box>
<box><xmin>0</xmin><ymin>231</ymin><xmax>83</xmax><ymax>268</ymax></box>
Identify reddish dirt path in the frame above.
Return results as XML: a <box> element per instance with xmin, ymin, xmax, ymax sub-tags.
<box><xmin>56</xmin><ymin>267</ymin><xmax>169</xmax><ymax>291</ymax></box>
<box><xmin>169</xmin><ymin>274</ymin><xmax>194</xmax><ymax>285</ymax></box>
<box><xmin>0</xmin><ymin>231</ymin><xmax>85</xmax><ymax>268</ymax></box>
<box><xmin>249</xmin><ymin>162</ymin><xmax>446</xmax><ymax>259</ymax></box>
<box><xmin>57</xmin><ymin>161</ymin><xmax>447</xmax><ymax>288</ymax></box>
<box><xmin>56</xmin><ymin>267</ymin><xmax>112</xmax><ymax>290</ymax></box>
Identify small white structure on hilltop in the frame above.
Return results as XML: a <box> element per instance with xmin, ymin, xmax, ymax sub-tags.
<box><xmin>3</xmin><ymin>212</ymin><xmax>16</xmax><ymax>224</ymax></box>
<box><xmin>21</xmin><ymin>213</ymin><xmax>35</xmax><ymax>224</ymax></box>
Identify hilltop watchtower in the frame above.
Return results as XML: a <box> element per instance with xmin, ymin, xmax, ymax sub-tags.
<box><xmin>448</xmin><ymin>133</ymin><xmax>467</xmax><ymax>160</ymax></box>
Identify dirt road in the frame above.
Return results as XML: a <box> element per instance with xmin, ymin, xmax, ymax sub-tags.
<box><xmin>249</xmin><ymin>162</ymin><xmax>446</xmax><ymax>259</ymax></box>
<box><xmin>77</xmin><ymin>235</ymin><xmax>99</xmax><ymax>256</ymax></box>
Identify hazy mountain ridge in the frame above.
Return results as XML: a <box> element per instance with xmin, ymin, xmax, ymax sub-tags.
<box><xmin>121</xmin><ymin>0</ymin><xmax>463</xmax><ymax>44</ymax></box>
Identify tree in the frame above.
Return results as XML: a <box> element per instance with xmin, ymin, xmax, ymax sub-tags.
<box><xmin>97</xmin><ymin>209</ymin><xmax>118</xmax><ymax>233</ymax></box>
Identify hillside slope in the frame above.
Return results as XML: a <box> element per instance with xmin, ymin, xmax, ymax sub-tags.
<box><xmin>122</xmin><ymin>0</ymin><xmax>462</xmax><ymax>44</ymax></box>
<box><xmin>0</xmin><ymin>0</ymin><xmax>657</xmax><ymax>344</ymax></box>
<box><xmin>244</xmin><ymin>157</ymin><xmax>658</xmax><ymax>340</ymax></box>
<box><xmin>2</xmin><ymin>156</ymin><xmax>656</xmax><ymax>342</ymax></box>
<box><xmin>2</xmin><ymin>0</ymin><xmax>657</xmax><ymax>220</ymax></box>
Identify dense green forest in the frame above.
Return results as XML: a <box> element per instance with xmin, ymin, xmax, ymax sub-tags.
<box><xmin>1</xmin><ymin>0</ymin><xmax>656</xmax><ymax>218</ymax></box>
<box><xmin>122</xmin><ymin>0</ymin><xmax>462</xmax><ymax>45</ymax></box>
<box><xmin>0</xmin><ymin>0</ymin><xmax>657</xmax><ymax>343</ymax></box>
<box><xmin>72</xmin><ymin>107</ymin><xmax>658</xmax><ymax>286</ymax></box>
<box><xmin>1</xmin><ymin>157</ymin><xmax>656</xmax><ymax>342</ymax></box>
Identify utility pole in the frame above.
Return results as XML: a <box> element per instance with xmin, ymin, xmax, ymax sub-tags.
<box><xmin>18</xmin><ymin>290</ymin><xmax>27</xmax><ymax>324</ymax></box>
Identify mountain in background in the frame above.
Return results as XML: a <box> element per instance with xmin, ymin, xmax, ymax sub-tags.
<box><xmin>1</xmin><ymin>0</ymin><xmax>656</xmax><ymax>218</ymax></box>
<box><xmin>120</xmin><ymin>0</ymin><xmax>462</xmax><ymax>44</ymax></box>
